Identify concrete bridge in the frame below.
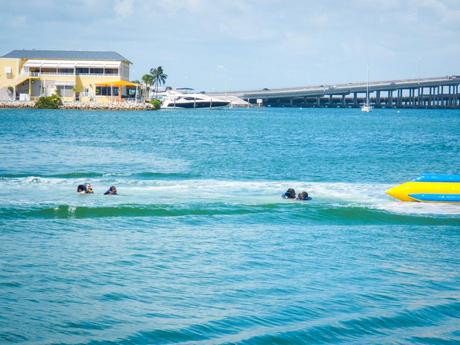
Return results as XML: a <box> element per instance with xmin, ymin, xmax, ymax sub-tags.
<box><xmin>211</xmin><ymin>75</ymin><xmax>460</xmax><ymax>108</ymax></box>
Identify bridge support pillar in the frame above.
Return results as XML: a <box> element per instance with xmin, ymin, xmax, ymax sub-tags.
<box><xmin>417</xmin><ymin>86</ymin><xmax>422</xmax><ymax>108</ymax></box>
<box><xmin>418</xmin><ymin>87</ymin><xmax>422</xmax><ymax>108</ymax></box>
<box><xmin>428</xmin><ymin>87</ymin><xmax>432</xmax><ymax>107</ymax></box>
<box><xmin>455</xmin><ymin>85</ymin><xmax>460</xmax><ymax>107</ymax></box>
<box><xmin>442</xmin><ymin>86</ymin><xmax>446</xmax><ymax>108</ymax></box>
<box><xmin>455</xmin><ymin>85</ymin><xmax>459</xmax><ymax>107</ymax></box>
<box><xmin>447</xmin><ymin>86</ymin><xmax>451</xmax><ymax>107</ymax></box>
<box><xmin>452</xmin><ymin>86</ymin><xmax>455</xmax><ymax>107</ymax></box>
<box><xmin>437</xmin><ymin>86</ymin><xmax>441</xmax><ymax>107</ymax></box>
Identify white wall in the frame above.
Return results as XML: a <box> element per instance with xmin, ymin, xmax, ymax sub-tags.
<box><xmin>0</xmin><ymin>87</ymin><xmax>13</xmax><ymax>101</ymax></box>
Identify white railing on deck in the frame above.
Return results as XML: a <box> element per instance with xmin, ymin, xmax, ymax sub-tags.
<box><xmin>26</xmin><ymin>72</ymin><xmax>119</xmax><ymax>77</ymax></box>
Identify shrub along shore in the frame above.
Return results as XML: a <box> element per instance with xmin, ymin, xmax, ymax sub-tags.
<box><xmin>0</xmin><ymin>100</ymin><xmax>156</xmax><ymax>111</ymax></box>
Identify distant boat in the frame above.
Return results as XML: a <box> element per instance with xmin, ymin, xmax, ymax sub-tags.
<box><xmin>160</xmin><ymin>88</ymin><xmax>230</xmax><ymax>109</ymax></box>
<box><xmin>361</xmin><ymin>66</ymin><xmax>372</xmax><ymax>112</ymax></box>
<box><xmin>361</xmin><ymin>104</ymin><xmax>372</xmax><ymax>112</ymax></box>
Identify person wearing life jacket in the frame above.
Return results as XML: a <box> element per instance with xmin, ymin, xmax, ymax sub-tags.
<box><xmin>282</xmin><ymin>188</ymin><xmax>296</xmax><ymax>199</ymax></box>
<box><xmin>86</xmin><ymin>184</ymin><xmax>94</xmax><ymax>194</ymax></box>
<box><xmin>104</xmin><ymin>186</ymin><xmax>118</xmax><ymax>195</ymax></box>
<box><xmin>77</xmin><ymin>183</ymin><xmax>94</xmax><ymax>194</ymax></box>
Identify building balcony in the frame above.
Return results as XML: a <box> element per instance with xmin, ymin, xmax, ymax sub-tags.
<box><xmin>26</xmin><ymin>71</ymin><xmax>120</xmax><ymax>77</ymax></box>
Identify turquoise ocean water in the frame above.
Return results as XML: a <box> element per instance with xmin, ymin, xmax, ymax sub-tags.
<box><xmin>0</xmin><ymin>108</ymin><xmax>459</xmax><ymax>344</ymax></box>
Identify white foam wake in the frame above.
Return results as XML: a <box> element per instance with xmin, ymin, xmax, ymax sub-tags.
<box><xmin>0</xmin><ymin>177</ymin><xmax>458</xmax><ymax>216</ymax></box>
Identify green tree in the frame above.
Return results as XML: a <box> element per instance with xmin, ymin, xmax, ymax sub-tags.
<box><xmin>150</xmin><ymin>99</ymin><xmax>162</xmax><ymax>110</ymax></box>
<box><xmin>150</xmin><ymin>66</ymin><xmax>168</xmax><ymax>97</ymax></box>
<box><xmin>142</xmin><ymin>74</ymin><xmax>154</xmax><ymax>99</ymax></box>
<box><xmin>35</xmin><ymin>93</ymin><xmax>62</xmax><ymax>109</ymax></box>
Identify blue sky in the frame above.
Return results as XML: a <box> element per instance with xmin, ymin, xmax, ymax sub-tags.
<box><xmin>1</xmin><ymin>0</ymin><xmax>459</xmax><ymax>91</ymax></box>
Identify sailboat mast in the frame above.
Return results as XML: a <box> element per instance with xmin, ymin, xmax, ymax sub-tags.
<box><xmin>366</xmin><ymin>65</ymin><xmax>369</xmax><ymax>105</ymax></box>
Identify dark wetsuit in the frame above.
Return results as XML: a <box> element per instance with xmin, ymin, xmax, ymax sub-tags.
<box><xmin>77</xmin><ymin>184</ymin><xmax>87</xmax><ymax>193</ymax></box>
<box><xmin>104</xmin><ymin>186</ymin><xmax>117</xmax><ymax>195</ymax></box>
<box><xmin>282</xmin><ymin>188</ymin><xmax>296</xmax><ymax>199</ymax></box>
<box><xmin>297</xmin><ymin>192</ymin><xmax>312</xmax><ymax>201</ymax></box>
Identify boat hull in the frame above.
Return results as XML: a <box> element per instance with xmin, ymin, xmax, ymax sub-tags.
<box><xmin>361</xmin><ymin>105</ymin><xmax>372</xmax><ymax>112</ymax></box>
<box><xmin>164</xmin><ymin>101</ymin><xmax>229</xmax><ymax>109</ymax></box>
<box><xmin>386</xmin><ymin>175</ymin><xmax>460</xmax><ymax>202</ymax></box>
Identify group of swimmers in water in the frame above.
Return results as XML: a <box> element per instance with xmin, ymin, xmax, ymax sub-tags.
<box><xmin>282</xmin><ymin>188</ymin><xmax>311</xmax><ymax>201</ymax></box>
<box><xmin>77</xmin><ymin>184</ymin><xmax>117</xmax><ymax>195</ymax></box>
<box><xmin>77</xmin><ymin>184</ymin><xmax>310</xmax><ymax>200</ymax></box>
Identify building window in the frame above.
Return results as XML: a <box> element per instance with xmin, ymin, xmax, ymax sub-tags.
<box><xmin>95</xmin><ymin>86</ymin><xmax>119</xmax><ymax>96</ymax></box>
<box><xmin>56</xmin><ymin>85</ymin><xmax>74</xmax><ymax>97</ymax></box>
<box><xmin>58</xmin><ymin>68</ymin><xmax>74</xmax><ymax>75</ymax></box>
<box><xmin>76</xmin><ymin>68</ymin><xmax>89</xmax><ymax>75</ymax></box>
<box><xmin>104</xmin><ymin>68</ymin><xmax>119</xmax><ymax>75</ymax></box>
<box><xmin>90</xmin><ymin>68</ymin><xmax>104</xmax><ymax>75</ymax></box>
<box><xmin>105</xmin><ymin>68</ymin><xmax>118</xmax><ymax>75</ymax></box>
<box><xmin>76</xmin><ymin>67</ymin><xmax>120</xmax><ymax>76</ymax></box>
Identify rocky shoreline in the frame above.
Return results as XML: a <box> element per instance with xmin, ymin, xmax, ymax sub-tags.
<box><xmin>0</xmin><ymin>101</ymin><xmax>156</xmax><ymax>110</ymax></box>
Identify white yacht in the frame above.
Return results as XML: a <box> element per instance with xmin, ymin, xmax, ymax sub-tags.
<box><xmin>160</xmin><ymin>88</ymin><xmax>230</xmax><ymax>109</ymax></box>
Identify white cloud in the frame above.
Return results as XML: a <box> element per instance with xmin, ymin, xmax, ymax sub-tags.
<box><xmin>114</xmin><ymin>0</ymin><xmax>134</xmax><ymax>18</ymax></box>
<box><xmin>0</xmin><ymin>0</ymin><xmax>459</xmax><ymax>89</ymax></box>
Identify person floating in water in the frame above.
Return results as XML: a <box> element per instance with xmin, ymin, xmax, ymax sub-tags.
<box><xmin>77</xmin><ymin>183</ymin><xmax>94</xmax><ymax>194</ymax></box>
<box><xmin>104</xmin><ymin>186</ymin><xmax>118</xmax><ymax>195</ymax></box>
<box><xmin>282</xmin><ymin>188</ymin><xmax>311</xmax><ymax>200</ymax></box>
<box><xmin>297</xmin><ymin>191</ymin><xmax>311</xmax><ymax>201</ymax></box>
<box><xmin>282</xmin><ymin>188</ymin><xmax>296</xmax><ymax>199</ymax></box>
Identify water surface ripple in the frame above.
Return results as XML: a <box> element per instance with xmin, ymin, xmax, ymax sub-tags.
<box><xmin>0</xmin><ymin>108</ymin><xmax>459</xmax><ymax>344</ymax></box>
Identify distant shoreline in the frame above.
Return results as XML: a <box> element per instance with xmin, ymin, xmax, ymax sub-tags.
<box><xmin>0</xmin><ymin>101</ymin><xmax>155</xmax><ymax>111</ymax></box>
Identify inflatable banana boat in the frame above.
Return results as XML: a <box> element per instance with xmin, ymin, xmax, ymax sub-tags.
<box><xmin>386</xmin><ymin>174</ymin><xmax>460</xmax><ymax>202</ymax></box>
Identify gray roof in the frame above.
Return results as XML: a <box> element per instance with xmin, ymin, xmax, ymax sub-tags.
<box><xmin>2</xmin><ymin>49</ymin><xmax>131</xmax><ymax>63</ymax></box>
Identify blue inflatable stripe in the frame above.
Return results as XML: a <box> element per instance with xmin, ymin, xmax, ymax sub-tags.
<box><xmin>409</xmin><ymin>194</ymin><xmax>460</xmax><ymax>202</ymax></box>
<box><xmin>413</xmin><ymin>174</ymin><xmax>460</xmax><ymax>183</ymax></box>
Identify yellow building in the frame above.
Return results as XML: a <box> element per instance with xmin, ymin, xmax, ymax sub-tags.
<box><xmin>0</xmin><ymin>49</ymin><xmax>139</xmax><ymax>103</ymax></box>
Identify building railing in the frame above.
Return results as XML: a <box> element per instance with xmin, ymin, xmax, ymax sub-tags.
<box><xmin>26</xmin><ymin>71</ymin><xmax>120</xmax><ymax>77</ymax></box>
<box><xmin>74</xmin><ymin>72</ymin><xmax>119</xmax><ymax>76</ymax></box>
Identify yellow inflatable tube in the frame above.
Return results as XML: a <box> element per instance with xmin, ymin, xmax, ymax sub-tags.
<box><xmin>386</xmin><ymin>175</ymin><xmax>460</xmax><ymax>202</ymax></box>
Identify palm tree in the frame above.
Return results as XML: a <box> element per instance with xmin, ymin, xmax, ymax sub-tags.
<box><xmin>142</xmin><ymin>74</ymin><xmax>154</xmax><ymax>99</ymax></box>
<box><xmin>150</xmin><ymin>66</ymin><xmax>168</xmax><ymax>97</ymax></box>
